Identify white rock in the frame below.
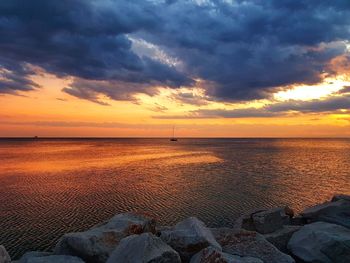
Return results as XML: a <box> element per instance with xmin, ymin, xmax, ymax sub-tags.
<box><xmin>300</xmin><ymin>199</ymin><xmax>350</xmax><ymax>229</ymax></box>
<box><xmin>54</xmin><ymin>212</ymin><xmax>156</xmax><ymax>263</ymax></box>
<box><xmin>190</xmin><ymin>246</ymin><xmax>263</xmax><ymax>263</ymax></box>
<box><xmin>0</xmin><ymin>245</ymin><xmax>10</xmax><ymax>263</ymax></box>
<box><xmin>288</xmin><ymin>221</ymin><xmax>350</xmax><ymax>263</ymax></box>
<box><xmin>106</xmin><ymin>233</ymin><xmax>181</xmax><ymax>263</ymax></box>
<box><xmin>160</xmin><ymin>217</ymin><xmax>221</xmax><ymax>261</ymax></box>
<box><xmin>211</xmin><ymin>228</ymin><xmax>295</xmax><ymax>263</ymax></box>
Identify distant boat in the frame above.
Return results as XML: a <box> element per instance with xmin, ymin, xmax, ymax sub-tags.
<box><xmin>33</xmin><ymin>136</ymin><xmax>39</xmax><ymax>139</ymax></box>
<box><xmin>170</xmin><ymin>126</ymin><xmax>178</xmax><ymax>141</ymax></box>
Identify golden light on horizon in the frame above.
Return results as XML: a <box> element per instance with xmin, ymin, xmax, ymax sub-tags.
<box><xmin>274</xmin><ymin>76</ymin><xmax>350</xmax><ymax>101</ymax></box>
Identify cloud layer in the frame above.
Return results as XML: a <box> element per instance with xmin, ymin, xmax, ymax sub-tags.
<box><xmin>1</xmin><ymin>0</ymin><xmax>350</xmax><ymax>104</ymax></box>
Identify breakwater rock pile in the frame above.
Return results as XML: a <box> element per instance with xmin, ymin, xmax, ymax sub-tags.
<box><xmin>1</xmin><ymin>194</ymin><xmax>350</xmax><ymax>263</ymax></box>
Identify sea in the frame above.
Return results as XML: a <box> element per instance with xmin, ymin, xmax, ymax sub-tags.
<box><xmin>0</xmin><ymin>138</ymin><xmax>349</xmax><ymax>258</ymax></box>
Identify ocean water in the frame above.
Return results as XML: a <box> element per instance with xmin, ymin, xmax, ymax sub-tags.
<box><xmin>0</xmin><ymin>138</ymin><xmax>350</xmax><ymax>258</ymax></box>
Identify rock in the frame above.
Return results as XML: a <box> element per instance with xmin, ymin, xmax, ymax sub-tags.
<box><xmin>160</xmin><ymin>217</ymin><xmax>221</xmax><ymax>261</ymax></box>
<box><xmin>234</xmin><ymin>210</ymin><xmax>263</xmax><ymax>231</ymax></box>
<box><xmin>300</xmin><ymin>199</ymin><xmax>350</xmax><ymax>229</ymax></box>
<box><xmin>190</xmin><ymin>246</ymin><xmax>263</xmax><ymax>263</ymax></box>
<box><xmin>289</xmin><ymin>216</ymin><xmax>306</xmax><ymax>226</ymax></box>
<box><xmin>235</xmin><ymin>207</ymin><xmax>293</xmax><ymax>234</ymax></box>
<box><xmin>0</xmin><ymin>245</ymin><xmax>11</xmax><ymax>263</ymax></box>
<box><xmin>54</xmin><ymin>212</ymin><xmax>156</xmax><ymax>263</ymax></box>
<box><xmin>331</xmin><ymin>194</ymin><xmax>350</xmax><ymax>202</ymax></box>
<box><xmin>211</xmin><ymin>227</ymin><xmax>295</xmax><ymax>263</ymax></box>
<box><xmin>106</xmin><ymin>233</ymin><xmax>181</xmax><ymax>263</ymax></box>
<box><xmin>252</xmin><ymin>208</ymin><xmax>289</xmax><ymax>234</ymax></box>
<box><xmin>263</xmin><ymin>225</ymin><xmax>301</xmax><ymax>253</ymax></box>
<box><xmin>17</xmin><ymin>252</ymin><xmax>52</xmax><ymax>263</ymax></box>
<box><xmin>288</xmin><ymin>221</ymin><xmax>350</xmax><ymax>263</ymax></box>
<box><xmin>18</xmin><ymin>254</ymin><xmax>84</xmax><ymax>263</ymax></box>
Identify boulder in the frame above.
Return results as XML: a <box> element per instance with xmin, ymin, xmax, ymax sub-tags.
<box><xmin>18</xmin><ymin>255</ymin><xmax>84</xmax><ymax>263</ymax></box>
<box><xmin>190</xmin><ymin>246</ymin><xmax>263</xmax><ymax>263</ymax></box>
<box><xmin>54</xmin><ymin>212</ymin><xmax>156</xmax><ymax>263</ymax></box>
<box><xmin>331</xmin><ymin>194</ymin><xmax>350</xmax><ymax>202</ymax></box>
<box><xmin>288</xmin><ymin>221</ymin><xmax>350</xmax><ymax>263</ymax></box>
<box><xmin>263</xmin><ymin>225</ymin><xmax>301</xmax><ymax>253</ymax></box>
<box><xmin>106</xmin><ymin>233</ymin><xmax>181</xmax><ymax>263</ymax></box>
<box><xmin>211</xmin><ymin>227</ymin><xmax>295</xmax><ymax>263</ymax></box>
<box><xmin>160</xmin><ymin>217</ymin><xmax>221</xmax><ymax>261</ymax></box>
<box><xmin>234</xmin><ymin>210</ymin><xmax>264</xmax><ymax>231</ymax></box>
<box><xmin>252</xmin><ymin>207</ymin><xmax>291</xmax><ymax>234</ymax></box>
<box><xmin>235</xmin><ymin>207</ymin><xmax>293</xmax><ymax>234</ymax></box>
<box><xmin>300</xmin><ymin>199</ymin><xmax>350</xmax><ymax>229</ymax></box>
<box><xmin>0</xmin><ymin>245</ymin><xmax>10</xmax><ymax>263</ymax></box>
<box><xmin>17</xmin><ymin>252</ymin><xmax>52</xmax><ymax>263</ymax></box>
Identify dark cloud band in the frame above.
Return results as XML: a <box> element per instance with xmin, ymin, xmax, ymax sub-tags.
<box><xmin>0</xmin><ymin>0</ymin><xmax>350</xmax><ymax>103</ymax></box>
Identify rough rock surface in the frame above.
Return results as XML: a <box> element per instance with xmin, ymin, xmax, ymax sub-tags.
<box><xmin>331</xmin><ymin>194</ymin><xmax>350</xmax><ymax>202</ymax></box>
<box><xmin>17</xmin><ymin>252</ymin><xmax>52</xmax><ymax>263</ymax></box>
<box><xmin>190</xmin><ymin>246</ymin><xmax>263</xmax><ymax>263</ymax></box>
<box><xmin>0</xmin><ymin>245</ymin><xmax>11</xmax><ymax>263</ymax></box>
<box><xmin>235</xmin><ymin>207</ymin><xmax>293</xmax><ymax>234</ymax></box>
<box><xmin>300</xmin><ymin>199</ymin><xmax>350</xmax><ymax>229</ymax></box>
<box><xmin>160</xmin><ymin>217</ymin><xmax>221</xmax><ymax>261</ymax></box>
<box><xmin>211</xmin><ymin>228</ymin><xmax>295</xmax><ymax>263</ymax></box>
<box><xmin>288</xmin><ymin>221</ymin><xmax>350</xmax><ymax>263</ymax></box>
<box><xmin>263</xmin><ymin>225</ymin><xmax>301</xmax><ymax>253</ymax></box>
<box><xmin>106</xmin><ymin>233</ymin><xmax>181</xmax><ymax>263</ymax></box>
<box><xmin>18</xmin><ymin>255</ymin><xmax>84</xmax><ymax>263</ymax></box>
<box><xmin>54</xmin><ymin>213</ymin><xmax>156</xmax><ymax>263</ymax></box>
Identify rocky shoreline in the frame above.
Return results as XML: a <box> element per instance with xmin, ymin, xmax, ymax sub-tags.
<box><xmin>1</xmin><ymin>194</ymin><xmax>350</xmax><ymax>263</ymax></box>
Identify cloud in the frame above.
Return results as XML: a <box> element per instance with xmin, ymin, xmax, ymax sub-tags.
<box><xmin>154</xmin><ymin>94</ymin><xmax>350</xmax><ymax>119</ymax></box>
<box><xmin>338</xmin><ymin>86</ymin><xmax>350</xmax><ymax>94</ymax></box>
<box><xmin>0</xmin><ymin>0</ymin><xmax>191</xmax><ymax>97</ymax></box>
<box><xmin>266</xmin><ymin>94</ymin><xmax>350</xmax><ymax>113</ymax></box>
<box><xmin>1</xmin><ymin>0</ymin><xmax>350</xmax><ymax>103</ymax></box>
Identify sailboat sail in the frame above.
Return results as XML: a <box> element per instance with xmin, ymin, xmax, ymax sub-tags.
<box><xmin>170</xmin><ymin>126</ymin><xmax>178</xmax><ymax>141</ymax></box>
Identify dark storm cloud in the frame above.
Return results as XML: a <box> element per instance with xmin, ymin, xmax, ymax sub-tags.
<box><xmin>1</xmin><ymin>0</ymin><xmax>350</xmax><ymax>103</ymax></box>
<box><xmin>0</xmin><ymin>0</ymin><xmax>191</xmax><ymax>97</ymax></box>
<box><xmin>145</xmin><ymin>0</ymin><xmax>350</xmax><ymax>101</ymax></box>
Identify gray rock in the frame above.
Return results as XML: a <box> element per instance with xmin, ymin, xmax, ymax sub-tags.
<box><xmin>331</xmin><ymin>194</ymin><xmax>350</xmax><ymax>202</ymax></box>
<box><xmin>289</xmin><ymin>216</ymin><xmax>306</xmax><ymax>226</ymax></box>
<box><xmin>106</xmin><ymin>233</ymin><xmax>181</xmax><ymax>263</ymax></box>
<box><xmin>263</xmin><ymin>225</ymin><xmax>301</xmax><ymax>253</ymax></box>
<box><xmin>17</xmin><ymin>252</ymin><xmax>52</xmax><ymax>263</ymax></box>
<box><xmin>54</xmin><ymin>212</ymin><xmax>156</xmax><ymax>263</ymax></box>
<box><xmin>288</xmin><ymin>221</ymin><xmax>350</xmax><ymax>263</ymax></box>
<box><xmin>235</xmin><ymin>207</ymin><xmax>293</xmax><ymax>234</ymax></box>
<box><xmin>211</xmin><ymin>228</ymin><xmax>295</xmax><ymax>263</ymax></box>
<box><xmin>160</xmin><ymin>217</ymin><xmax>221</xmax><ymax>261</ymax></box>
<box><xmin>234</xmin><ymin>210</ymin><xmax>265</xmax><ymax>231</ymax></box>
<box><xmin>252</xmin><ymin>207</ymin><xmax>290</xmax><ymax>234</ymax></box>
<box><xmin>300</xmin><ymin>199</ymin><xmax>350</xmax><ymax>229</ymax></box>
<box><xmin>0</xmin><ymin>245</ymin><xmax>11</xmax><ymax>263</ymax></box>
<box><xmin>19</xmin><ymin>255</ymin><xmax>84</xmax><ymax>263</ymax></box>
<box><xmin>190</xmin><ymin>246</ymin><xmax>263</xmax><ymax>263</ymax></box>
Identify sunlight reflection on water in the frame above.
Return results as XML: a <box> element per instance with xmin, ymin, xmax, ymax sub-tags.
<box><xmin>0</xmin><ymin>138</ymin><xmax>349</xmax><ymax>258</ymax></box>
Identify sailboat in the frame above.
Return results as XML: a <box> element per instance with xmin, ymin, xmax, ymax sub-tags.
<box><xmin>170</xmin><ymin>126</ymin><xmax>178</xmax><ymax>141</ymax></box>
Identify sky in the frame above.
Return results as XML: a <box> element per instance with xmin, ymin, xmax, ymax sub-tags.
<box><xmin>1</xmin><ymin>0</ymin><xmax>350</xmax><ymax>137</ymax></box>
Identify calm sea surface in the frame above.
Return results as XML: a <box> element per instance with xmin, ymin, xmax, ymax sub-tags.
<box><xmin>1</xmin><ymin>138</ymin><xmax>350</xmax><ymax>258</ymax></box>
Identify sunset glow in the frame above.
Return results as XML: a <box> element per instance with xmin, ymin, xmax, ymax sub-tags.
<box><xmin>1</xmin><ymin>1</ymin><xmax>350</xmax><ymax>137</ymax></box>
